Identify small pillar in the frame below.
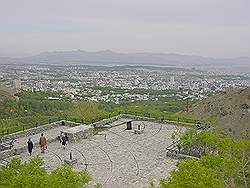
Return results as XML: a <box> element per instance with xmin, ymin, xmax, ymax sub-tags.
<box><xmin>127</xmin><ymin>121</ymin><xmax>132</xmax><ymax>130</ymax></box>
<box><xmin>64</xmin><ymin>152</ymin><xmax>77</xmax><ymax>165</ymax></box>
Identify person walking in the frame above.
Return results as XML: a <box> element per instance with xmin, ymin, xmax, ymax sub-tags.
<box><xmin>57</xmin><ymin>132</ymin><xmax>63</xmax><ymax>143</ymax></box>
<box><xmin>27</xmin><ymin>138</ymin><xmax>33</xmax><ymax>156</ymax></box>
<box><xmin>61</xmin><ymin>134</ymin><xmax>67</xmax><ymax>149</ymax></box>
<box><xmin>39</xmin><ymin>133</ymin><xmax>47</xmax><ymax>153</ymax></box>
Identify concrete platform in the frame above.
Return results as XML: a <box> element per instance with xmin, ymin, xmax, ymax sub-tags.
<box><xmin>4</xmin><ymin>119</ymin><xmax>185</xmax><ymax>188</ymax></box>
<box><xmin>63</xmin><ymin>125</ymin><xmax>93</xmax><ymax>141</ymax></box>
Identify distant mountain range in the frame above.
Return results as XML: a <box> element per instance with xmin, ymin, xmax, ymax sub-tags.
<box><xmin>0</xmin><ymin>50</ymin><xmax>249</xmax><ymax>67</ymax></box>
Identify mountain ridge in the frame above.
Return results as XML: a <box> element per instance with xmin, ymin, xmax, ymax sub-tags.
<box><xmin>0</xmin><ymin>50</ymin><xmax>249</xmax><ymax>67</ymax></box>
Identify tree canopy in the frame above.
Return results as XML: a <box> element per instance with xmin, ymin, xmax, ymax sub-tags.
<box><xmin>0</xmin><ymin>156</ymin><xmax>91</xmax><ymax>188</ymax></box>
<box><xmin>161</xmin><ymin>129</ymin><xmax>250</xmax><ymax>188</ymax></box>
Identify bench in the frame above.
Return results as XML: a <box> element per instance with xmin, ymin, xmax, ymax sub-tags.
<box><xmin>134</xmin><ymin>129</ymin><xmax>144</xmax><ymax>134</ymax></box>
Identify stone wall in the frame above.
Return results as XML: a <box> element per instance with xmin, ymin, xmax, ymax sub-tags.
<box><xmin>65</xmin><ymin>126</ymin><xmax>94</xmax><ymax>142</ymax></box>
<box><xmin>93</xmin><ymin>114</ymin><xmax>192</xmax><ymax>128</ymax></box>
<box><xmin>90</xmin><ymin>114</ymin><xmax>124</xmax><ymax>127</ymax></box>
<box><xmin>1</xmin><ymin>120</ymin><xmax>80</xmax><ymax>141</ymax></box>
<box><xmin>1</xmin><ymin>114</ymin><xmax>191</xmax><ymax>141</ymax></box>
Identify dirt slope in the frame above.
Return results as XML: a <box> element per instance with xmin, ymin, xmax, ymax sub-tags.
<box><xmin>190</xmin><ymin>87</ymin><xmax>250</xmax><ymax>138</ymax></box>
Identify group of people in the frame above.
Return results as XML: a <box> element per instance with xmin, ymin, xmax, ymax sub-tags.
<box><xmin>27</xmin><ymin>133</ymin><xmax>47</xmax><ymax>156</ymax></box>
<box><xmin>57</xmin><ymin>132</ymin><xmax>69</xmax><ymax>149</ymax></box>
<box><xmin>27</xmin><ymin>132</ymin><xmax>69</xmax><ymax>156</ymax></box>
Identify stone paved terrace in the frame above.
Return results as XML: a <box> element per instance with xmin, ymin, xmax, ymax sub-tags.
<box><xmin>5</xmin><ymin>119</ymin><xmax>185</xmax><ymax>188</ymax></box>
<box><xmin>12</xmin><ymin>126</ymin><xmax>70</xmax><ymax>149</ymax></box>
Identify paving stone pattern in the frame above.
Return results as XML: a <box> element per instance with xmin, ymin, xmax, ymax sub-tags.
<box><xmin>7</xmin><ymin>120</ymin><xmax>184</xmax><ymax>188</ymax></box>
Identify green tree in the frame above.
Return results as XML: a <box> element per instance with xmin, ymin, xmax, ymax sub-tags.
<box><xmin>67</xmin><ymin>101</ymin><xmax>102</xmax><ymax>123</ymax></box>
<box><xmin>160</xmin><ymin>159</ymin><xmax>225</xmax><ymax>188</ymax></box>
<box><xmin>161</xmin><ymin>129</ymin><xmax>250</xmax><ymax>188</ymax></box>
<box><xmin>0</xmin><ymin>157</ymin><xmax>47</xmax><ymax>188</ymax></box>
<box><xmin>48</xmin><ymin>164</ymin><xmax>91</xmax><ymax>188</ymax></box>
<box><xmin>0</xmin><ymin>156</ymin><xmax>91</xmax><ymax>188</ymax></box>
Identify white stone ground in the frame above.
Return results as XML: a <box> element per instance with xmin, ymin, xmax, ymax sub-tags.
<box><xmin>12</xmin><ymin>126</ymin><xmax>70</xmax><ymax>150</ymax></box>
<box><xmin>7</xmin><ymin>120</ymin><xmax>185</xmax><ymax>188</ymax></box>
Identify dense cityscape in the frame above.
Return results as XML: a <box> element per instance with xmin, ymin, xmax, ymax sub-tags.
<box><xmin>1</xmin><ymin>0</ymin><xmax>250</xmax><ymax>187</ymax></box>
<box><xmin>1</xmin><ymin>64</ymin><xmax>249</xmax><ymax>104</ymax></box>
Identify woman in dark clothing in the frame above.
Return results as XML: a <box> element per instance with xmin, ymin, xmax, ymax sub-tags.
<box><xmin>61</xmin><ymin>135</ymin><xmax>67</xmax><ymax>149</ymax></box>
<box><xmin>27</xmin><ymin>138</ymin><xmax>33</xmax><ymax>156</ymax></box>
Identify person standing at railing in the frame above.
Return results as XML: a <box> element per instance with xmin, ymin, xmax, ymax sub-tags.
<box><xmin>39</xmin><ymin>133</ymin><xmax>47</xmax><ymax>153</ymax></box>
<box><xmin>27</xmin><ymin>138</ymin><xmax>33</xmax><ymax>156</ymax></box>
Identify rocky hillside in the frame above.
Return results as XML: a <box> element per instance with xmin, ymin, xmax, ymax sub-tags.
<box><xmin>190</xmin><ymin>87</ymin><xmax>250</xmax><ymax>138</ymax></box>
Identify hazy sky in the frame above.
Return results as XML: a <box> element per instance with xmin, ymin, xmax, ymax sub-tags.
<box><xmin>0</xmin><ymin>0</ymin><xmax>249</xmax><ymax>58</ymax></box>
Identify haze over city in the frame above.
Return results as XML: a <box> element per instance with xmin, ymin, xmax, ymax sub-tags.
<box><xmin>0</xmin><ymin>1</ymin><xmax>250</xmax><ymax>188</ymax></box>
<box><xmin>0</xmin><ymin>0</ymin><xmax>250</xmax><ymax>58</ymax></box>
